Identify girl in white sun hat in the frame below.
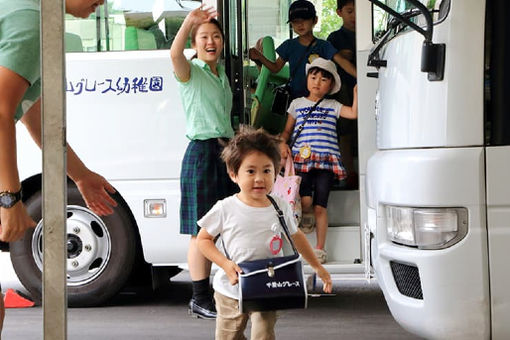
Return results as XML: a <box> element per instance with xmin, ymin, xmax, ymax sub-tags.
<box><xmin>278</xmin><ymin>57</ymin><xmax>358</xmax><ymax>263</ymax></box>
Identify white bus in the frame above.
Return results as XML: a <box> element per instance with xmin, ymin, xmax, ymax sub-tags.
<box><xmin>8</xmin><ymin>0</ymin><xmax>373</xmax><ymax>308</ymax></box>
<box><xmin>9</xmin><ymin>0</ymin><xmax>508</xmax><ymax>337</ymax></box>
<box><xmin>364</xmin><ymin>0</ymin><xmax>510</xmax><ymax>338</ymax></box>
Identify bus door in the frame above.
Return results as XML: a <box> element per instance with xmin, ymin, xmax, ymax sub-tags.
<box><xmin>218</xmin><ymin>0</ymin><xmax>244</xmax><ymax>127</ymax></box>
<box><xmin>220</xmin><ymin>0</ymin><xmax>290</xmax><ymax>128</ymax></box>
<box><xmin>222</xmin><ymin>0</ymin><xmax>379</xmax><ymax>279</ymax></box>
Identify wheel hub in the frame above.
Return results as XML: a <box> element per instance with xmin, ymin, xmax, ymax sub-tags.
<box><xmin>67</xmin><ymin>234</ymin><xmax>82</xmax><ymax>258</ymax></box>
<box><xmin>31</xmin><ymin>205</ymin><xmax>111</xmax><ymax>286</ymax></box>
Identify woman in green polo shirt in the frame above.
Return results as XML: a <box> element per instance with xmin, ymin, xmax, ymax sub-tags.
<box><xmin>170</xmin><ymin>6</ymin><xmax>236</xmax><ymax>319</ymax></box>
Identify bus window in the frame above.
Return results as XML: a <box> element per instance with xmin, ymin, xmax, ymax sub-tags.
<box><xmin>247</xmin><ymin>0</ymin><xmax>290</xmax><ymax>49</ymax></box>
<box><xmin>65</xmin><ymin>0</ymin><xmax>200</xmax><ymax>52</ymax></box>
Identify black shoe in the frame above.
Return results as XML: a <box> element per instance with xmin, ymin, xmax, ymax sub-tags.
<box><xmin>188</xmin><ymin>299</ymin><xmax>217</xmax><ymax>320</ymax></box>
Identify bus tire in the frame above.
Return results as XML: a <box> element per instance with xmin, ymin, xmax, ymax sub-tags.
<box><xmin>9</xmin><ymin>185</ymin><xmax>137</xmax><ymax>307</ymax></box>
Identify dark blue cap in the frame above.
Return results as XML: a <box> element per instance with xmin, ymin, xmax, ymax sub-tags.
<box><xmin>288</xmin><ymin>0</ymin><xmax>316</xmax><ymax>22</ymax></box>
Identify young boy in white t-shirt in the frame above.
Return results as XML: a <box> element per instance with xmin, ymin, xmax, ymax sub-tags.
<box><xmin>197</xmin><ymin>127</ymin><xmax>332</xmax><ymax>340</ymax></box>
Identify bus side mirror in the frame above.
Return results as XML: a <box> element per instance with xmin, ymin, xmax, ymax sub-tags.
<box><xmin>421</xmin><ymin>41</ymin><xmax>446</xmax><ymax>81</ymax></box>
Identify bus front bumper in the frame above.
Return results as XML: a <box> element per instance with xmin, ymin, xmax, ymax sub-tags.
<box><xmin>366</xmin><ymin>148</ymin><xmax>490</xmax><ymax>339</ymax></box>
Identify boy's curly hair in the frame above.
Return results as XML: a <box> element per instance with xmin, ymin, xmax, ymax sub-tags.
<box><xmin>221</xmin><ymin>126</ymin><xmax>281</xmax><ymax>175</ymax></box>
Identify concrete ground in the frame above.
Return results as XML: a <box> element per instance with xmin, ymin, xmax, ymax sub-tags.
<box><xmin>1</xmin><ymin>252</ymin><xmax>420</xmax><ymax>339</ymax></box>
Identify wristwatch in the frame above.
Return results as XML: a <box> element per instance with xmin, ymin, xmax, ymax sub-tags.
<box><xmin>0</xmin><ymin>189</ymin><xmax>23</xmax><ymax>208</ymax></box>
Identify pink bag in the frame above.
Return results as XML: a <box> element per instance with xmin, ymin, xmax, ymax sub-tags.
<box><xmin>272</xmin><ymin>156</ymin><xmax>302</xmax><ymax>224</ymax></box>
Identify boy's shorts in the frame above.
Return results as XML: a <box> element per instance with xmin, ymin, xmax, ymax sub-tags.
<box><xmin>298</xmin><ymin>169</ymin><xmax>335</xmax><ymax>208</ymax></box>
<box><xmin>214</xmin><ymin>291</ymin><xmax>276</xmax><ymax>340</ymax></box>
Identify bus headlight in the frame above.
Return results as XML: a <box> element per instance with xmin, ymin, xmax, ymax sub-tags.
<box><xmin>385</xmin><ymin>206</ymin><xmax>468</xmax><ymax>249</ymax></box>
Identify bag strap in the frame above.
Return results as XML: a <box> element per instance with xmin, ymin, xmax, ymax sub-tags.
<box><xmin>221</xmin><ymin>237</ymin><xmax>230</xmax><ymax>260</ymax></box>
<box><xmin>283</xmin><ymin>155</ymin><xmax>296</xmax><ymax>177</ymax></box>
<box><xmin>221</xmin><ymin>195</ymin><xmax>299</xmax><ymax>260</ymax></box>
<box><xmin>267</xmin><ymin>195</ymin><xmax>299</xmax><ymax>255</ymax></box>
<box><xmin>287</xmin><ymin>38</ymin><xmax>316</xmax><ymax>84</ymax></box>
<box><xmin>289</xmin><ymin>97</ymin><xmax>324</xmax><ymax>149</ymax></box>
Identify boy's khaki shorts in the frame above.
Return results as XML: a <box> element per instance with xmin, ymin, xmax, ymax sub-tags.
<box><xmin>214</xmin><ymin>291</ymin><xmax>277</xmax><ymax>340</ymax></box>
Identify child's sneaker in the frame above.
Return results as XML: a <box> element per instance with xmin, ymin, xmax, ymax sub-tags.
<box><xmin>299</xmin><ymin>213</ymin><xmax>315</xmax><ymax>233</ymax></box>
<box><xmin>313</xmin><ymin>248</ymin><xmax>327</xmax><ymax>264</ymax></box>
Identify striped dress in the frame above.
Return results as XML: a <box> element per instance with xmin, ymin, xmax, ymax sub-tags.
<box><xmin>288</xmin><ymin>97</ymin><xmax>346</xmax><ymax>180</ymax></box>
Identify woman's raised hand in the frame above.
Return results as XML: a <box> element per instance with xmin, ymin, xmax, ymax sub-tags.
<box><xmin>186</xmin><ymin>5</ymin><xmax>217</xmax><ymax>25</ymax></box>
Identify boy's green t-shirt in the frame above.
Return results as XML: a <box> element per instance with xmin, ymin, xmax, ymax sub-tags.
<box><xmin>0</xmin><ymin>0</ymin><xmax>41</xmax><ymax>121</ymax></box>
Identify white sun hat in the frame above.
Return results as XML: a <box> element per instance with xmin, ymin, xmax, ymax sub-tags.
<box><xmin>305</xmin><ymin>57</ymin><xmax>342</xmax><ymax>95</ymax></box>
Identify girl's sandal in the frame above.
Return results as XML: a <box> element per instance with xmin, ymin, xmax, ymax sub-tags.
<box><xmin>313</xmin><ymin>248</ymin><xmax>327</xmax><ymax>264</ymax></box>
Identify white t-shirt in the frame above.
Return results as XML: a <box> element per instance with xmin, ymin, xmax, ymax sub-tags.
<box><xmin>197</xmin><ymin>194</ymin><xmax>299</xmax><ymax>299</ymax></box>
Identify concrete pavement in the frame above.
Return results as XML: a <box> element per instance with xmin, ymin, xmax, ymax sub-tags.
<box><xmin>1</xmin><ymin>252</ymin><xmax>420</xmax><ymax>339</ymax></box>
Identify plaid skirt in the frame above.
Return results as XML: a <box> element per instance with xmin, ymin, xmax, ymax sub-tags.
<box><xmin>180</xmin><ymin>139</ymin><xmax>237</xmax><ymax>235</ymax></box>
<box><xmin>292</xmin><ymin>151</ymin><xmax>347</xmax><ymax>180</ymax></box>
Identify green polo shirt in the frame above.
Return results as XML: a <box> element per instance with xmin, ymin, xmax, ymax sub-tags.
<box><xmin>176</xmin><ymin>59</ymin><xmax>234</xmax><ymax>140</ymax></box>
<box><xmin>0</xmin><ymin>0</ymin><xmax>41</xmax><ymax>121</ymax></box>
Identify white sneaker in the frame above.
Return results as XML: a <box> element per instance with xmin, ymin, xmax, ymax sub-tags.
<box><xmin>313</xmin><ymin>248</ymin><xmax>327</xmax><ymax>264</ymax></box>
<box><xmin>299</xmin><ymin>213</ymin><xmax>315</xmax><ymax>234</ymax></box>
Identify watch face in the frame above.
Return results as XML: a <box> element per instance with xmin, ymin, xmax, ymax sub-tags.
<box><xmin>0</xmin><ymin>193</ymin><xmax>15</xmax><ymax>207</ymax></box>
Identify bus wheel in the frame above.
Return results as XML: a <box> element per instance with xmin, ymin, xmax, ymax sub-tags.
<box><xmin>10</xmin><ymin>185</ymin><xmax>136</xmax><ymax>307</ymax></box>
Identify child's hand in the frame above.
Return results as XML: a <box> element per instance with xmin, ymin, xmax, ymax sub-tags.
<box><xmin>249</xmin><ymin>47</ymin><xmax>262</xmax><ymax>61</ymax></box>
<box><xmin>316</xmin><ymin>265</ymin><xmax>333</xmax><ymax>293</ymax></box>
<box><xmin>185</xmin><ymin>5</ymin><xmax>217</xmax><ymax>26</ymax></box>
<box><xmin>279</xmin><ymin>141</ymin><xmax>290</xmax><ymax>160</ymax></box>
<box><xmin>222</xmin><ymin>260</ymin><xmax>243</xmax><ymax>286</ymax></box>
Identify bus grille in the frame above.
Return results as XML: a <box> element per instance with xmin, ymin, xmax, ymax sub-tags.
<box><xmin>390</xmin><ymin>261</ymin><xmax>423</xmax><ymax>300</ymax></box>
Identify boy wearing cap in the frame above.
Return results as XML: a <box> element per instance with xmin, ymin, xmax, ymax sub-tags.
<box><xmin>328</xmin><ymin>0</ymin><xmax>357</xmax><ymax>103</ymax></box>
<box><xmin>328</xmin><ymin>0</ymin><xmax>358</xmax><ymax>189</ymax></box>
<box><xmin>249</xmin><ymin>0</ymin><xmax>356</xmax><ymax>100</ymax></box>
<box><xmin>278</xmin><ymin>57</ymin><xmax>358</xmax><ymax>263</ymax></box>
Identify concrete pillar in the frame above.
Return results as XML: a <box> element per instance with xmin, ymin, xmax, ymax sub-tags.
<box><xmin>40</xmin><ymin>0</ymin><xmax>68</xmax><ymax>339</ymax></box>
